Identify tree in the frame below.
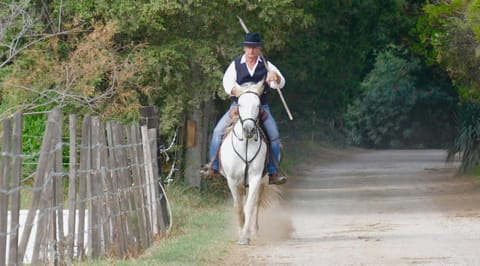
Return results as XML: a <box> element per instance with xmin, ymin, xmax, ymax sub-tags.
<box><xmin>1</xmin><ymin>0</ymin><xmax>312</xmax><ymax>133</ymax></box>
<box><xmin>414</xmin><ymin>0</ymin><xmax>480</xmax><ymax>171</ymax></box>
<box><xmin>271</xmin><ymin>0</ymin><xmax>424</xmax><ymax>128</ymax></box>
<box><xmin>0</xmin><ymin>0</ymin><xmax>76</xmax><ymax>69</ymax></box>
<box><xmin>414</xmin><ymin>0</ymin><xmax>480</xmax><ymax>101</ymax></box>
<box><xmin>345</xmin><ymin>48</ymin><xmax>456</xmax><ymax>148</ymax></box>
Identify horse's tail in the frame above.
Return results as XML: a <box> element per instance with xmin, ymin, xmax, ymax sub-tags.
<box><xmin>258</xmin><ymin>181</ymin><xmax>285</xmax><ymax>208</ymax></box>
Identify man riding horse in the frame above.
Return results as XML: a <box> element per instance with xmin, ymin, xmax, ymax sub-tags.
<box><xmin>201</xmin><ymin>32</ymin><xmax>287</xmax><ymax>185</ymax></box>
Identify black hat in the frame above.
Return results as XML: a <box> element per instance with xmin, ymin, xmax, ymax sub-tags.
<box><xmin>242</xmin><ymin>33</ymin><xmax>264</xmax><ymax>47</ymax></box>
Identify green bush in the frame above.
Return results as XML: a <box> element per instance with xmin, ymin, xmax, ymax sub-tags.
<box><xmin>449</xmin><ymin>102</ymin><xmax>480</xmax><ymax>173</ymax></box>
<box><xmin>345</xmin><ymin>48</ymin><xmax>456</xmax><ymax>148</ymax></box>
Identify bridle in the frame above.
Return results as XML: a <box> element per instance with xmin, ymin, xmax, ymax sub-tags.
<box><xmin>233</xmin><ymin>91</ymin><xmax>261</xmax><ymax>140</ymax></box>
<box><xmin>231</xmin><ymin>91</ymin><xmax>264</xmax><ymax>187</ymax></box>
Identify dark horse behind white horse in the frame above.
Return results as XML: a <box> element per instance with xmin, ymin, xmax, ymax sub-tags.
<box><xmin>219</xmin><ymin>80</ymin><xmax>283</xmax><ymax>245</ymax></box>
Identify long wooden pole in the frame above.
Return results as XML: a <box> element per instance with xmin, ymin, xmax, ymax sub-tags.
<box><xmin>237</xmin><ymin>16</ymin><xmax>294</xmax><ymax>120</ymax></box>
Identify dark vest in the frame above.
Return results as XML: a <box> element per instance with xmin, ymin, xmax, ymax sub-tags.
<box><xmin>231</xmin><ymin>56</ymin><xmax>270</xmax><ymax>104</ymax></box>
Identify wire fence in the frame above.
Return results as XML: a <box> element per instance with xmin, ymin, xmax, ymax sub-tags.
<box><xmin>0</xmin><ymin>107</ymin><xmax>170</xmax><ymax>265</ymax></box>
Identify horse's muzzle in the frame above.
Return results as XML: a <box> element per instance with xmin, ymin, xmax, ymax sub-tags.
<box><xmin>243</xmin><ymin>122</ymin><xmax>256</xmax><ymax>139</ymax></box>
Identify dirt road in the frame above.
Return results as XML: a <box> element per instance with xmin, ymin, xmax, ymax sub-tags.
<box><xmin>225</xmin><ymin>149</ymin><xmax>480</xmax><ymax>265</ymax></box>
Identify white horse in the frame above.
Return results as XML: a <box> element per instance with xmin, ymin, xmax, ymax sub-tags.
<box><xmin>219</xmin><ymin>81</ymin><xmax>270</xmax><ymax>245</ymax></box>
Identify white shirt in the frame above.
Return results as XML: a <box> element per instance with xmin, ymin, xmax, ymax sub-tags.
<box><xmin>222</xmin><ymin>54</ymin><xmax>286</xmax><ymax>96</ymax></box>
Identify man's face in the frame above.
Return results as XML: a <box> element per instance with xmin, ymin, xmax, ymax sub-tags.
<box><xmin>244</xmin><ymin>46</ymin><xmax>261</xmax><ymax>60</ymax></box>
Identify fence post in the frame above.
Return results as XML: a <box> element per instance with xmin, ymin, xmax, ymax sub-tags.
<box><xmin>66</xmin><ymin>114</ymin><xmax>77</xmax><ymax>264</ymax></box>
<box><xmin>87</xmin><ymin>117</ymin><xmax>101</xmax><ymax>258</ymax></box>
<box><xmin>139</xmin><ymin>106</ymin><xmax>161</xmax><ymax>178</ymax></box>
<box><xmin>91</xmin><ymin>117</ymin><xmax>110</xmax><ymax>255</ymax></box>
<box><xmin>129</xmin><ymin>124</ymin><xmax>152</xmax><ymax>246</ymax></box>
<box><xmin>76</xmin><ymin>115</ymin><xmax>91</xmax><ymax>260</ymax></box>
<box><xmin>31</xmin><ymin>108</ymin><xmax>61</xmax><ymax>264</ymax></box>
<box><xmin>111</xmin><ymin>123</ymin><xmax>134</xmax><ymax>255</ymax></box>
<box><xmin>9</xmin><ymin>113</ymin><xmax>23</xmax><ymax>265</ymax></box>
<box><xmin>0</xmin><ymin>118</ymin><xmax>12</xmax><ymax>265</ymax></box>
<box><xmin>105</xmin><ymin>122</ymin><xmax>127</xmax><ymax>256</ymax></box>
<box><xmin>125</xmin><ymin>125</ymin><xmax>148</xmax><ymax>250</ymax></box>
<box><xmin>148</xmin><ymin>128</ymin><xmax>167</xmax><ymax>235</ymax></box>
<box><xmin>18</xmin><ymin>108</ymin><xmax>61</xmax><ymax>263</ymax></box>
<box><xmin>141</xmin><ymin>126</ymin><xmax>158</xmax><ymax>235</ymax></box>
<box><xmin>54</xmin><ymin>111</ymin><xmax>64</xmax><ymax>264</ymax></box>
<box><xmin>97</xmin><ymin>117</ymin><xmax>113</xmax><ymax>254</ymax></box>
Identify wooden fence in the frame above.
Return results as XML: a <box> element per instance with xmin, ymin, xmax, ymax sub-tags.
<box><xmin>0</xmin><ymin>108</ymin><xmax>169</xmax><ymax>265</ymax></box>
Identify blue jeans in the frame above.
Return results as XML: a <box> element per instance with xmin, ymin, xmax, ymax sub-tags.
<box><xmin>209</xmin><ymin>103</ymin><xmax>281</xmax><ymax>175</ymax></box>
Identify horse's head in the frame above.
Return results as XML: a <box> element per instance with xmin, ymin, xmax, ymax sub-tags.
<box><xmin>237</xmin><ymin>83</ymin><xmax>262</xmax><ymax>139</ymax></box>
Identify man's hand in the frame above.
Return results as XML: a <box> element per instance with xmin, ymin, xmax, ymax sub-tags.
<box><xmin>266</xmin><ymin>71</ymin><xmax>279</xmax><ymax>84</ymax></box>
<box><xmin>231</xmin><ymin>86</ymin><xmax>240</xmax><ymax>97</ymax></box>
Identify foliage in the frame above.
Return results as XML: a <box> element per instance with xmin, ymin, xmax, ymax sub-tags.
<box><xmin>0</xmin><ymin>0</ymin><xmax>44</xmax><ymax>68</ymax></box>
<box><xmin>450</xmin><ymin>102</ymin><xmax>480</xmax><ymax>173</ymax></box>
<box><xmin>346</xmin><ymin>49</ymin><xmax>417</xmax><ymax>147</ymax></box>
<box><xmin>1</xmin><ymin>22</ymin><xmax>145</xmax><ymax>117</ymax></box>
<box><xmin>414</xmin><ymin>0</ymin><xmax>480</xmax><ymax>102</ymax></box>
<box><xmin>0</xmin><ymin>0</ymin><xmax>311</xmax><ymax>138</ymax></box>
<box><xmin>271</xmin><ymin>0</ymin><xmax>424</xmax><ymax>123</ymax></box>
<box><xmin>21</xmin><ymin>113</ymin><xmax>47</xmax><ymax>180</ymax></box>
<box><xmin>414</xmin><ymin>0</ymin><xmax>480</xmax><ymax>169</ymax></box>
<box><xmin>345</xmin><ymin>48</ymin><xmax>456</xmax><ymax>148</ymax></box>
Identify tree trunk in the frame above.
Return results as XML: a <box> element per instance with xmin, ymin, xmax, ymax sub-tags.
<box><xmin>184</xmin><ymin>100</ymin><xmax>217</xmax><ymax>187</ymax></box>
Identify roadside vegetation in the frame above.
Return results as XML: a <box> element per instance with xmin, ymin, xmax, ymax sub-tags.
<box><xmin>76</xmin><ymin>184</ymin><xmax>234</xmax><ymax>266</ymax></box>
<box><xmin>3</xmin><ymin>0</ymin><xmax>480</xmax><ymax>264</ymax></box>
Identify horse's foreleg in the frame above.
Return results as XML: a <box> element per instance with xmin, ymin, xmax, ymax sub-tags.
<box><xmin>239</xmin><ymin>178</ymin><xmax>261</xmax><ymax>245</ymax></box>
<box><xmin>228</xmin><ymin>183</ymin><xmax>245</xmax><ymax>236</ymax></box>
<box><xmin>236</xmin><ymin>190</ymin><xmax>245</xmax><ymax>231</ymax></box>
<box><xmin>252</xmin><ymin>183</ymin><xmax>264</xmax><ymax>237</ymax></box>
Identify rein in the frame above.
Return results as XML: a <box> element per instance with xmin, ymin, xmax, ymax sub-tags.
<box><xmin>231</xmin><ymin>91</ymin><xmax>264</xmax><ymax>188</ymax></box>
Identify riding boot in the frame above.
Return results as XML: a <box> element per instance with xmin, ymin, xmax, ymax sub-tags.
<box><xmin>200</xmin><ymin>164</ymin><xmax>219</xmax><ymax>179</ymax></box>
<box><xmin>269</xmin><ymin>172</ymin><xmax>287</xmax><ymax>185</ymax></box>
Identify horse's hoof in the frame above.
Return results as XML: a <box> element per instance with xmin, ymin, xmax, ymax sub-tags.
<box><xmin>238</xmin><ymin>238</ymin><xmax>250</xmax><ymax>245</ymax></box>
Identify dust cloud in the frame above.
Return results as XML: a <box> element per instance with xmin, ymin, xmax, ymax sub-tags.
<box><xmin>256</xmin><ymin>202</ymin><xmax>294</xmax><ymax>243</ymax></box>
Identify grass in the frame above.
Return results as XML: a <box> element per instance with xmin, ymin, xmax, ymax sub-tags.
<box><xmin>76</xmin><ymin>184</ymin><xmax>237</xmax><ymax>266</ymax></box>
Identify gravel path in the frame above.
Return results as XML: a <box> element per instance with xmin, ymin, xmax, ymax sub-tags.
<box><xmin>223</xmin><ymin>149</ymin><xmax>480</xmax><ymax>266</ymax></box>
